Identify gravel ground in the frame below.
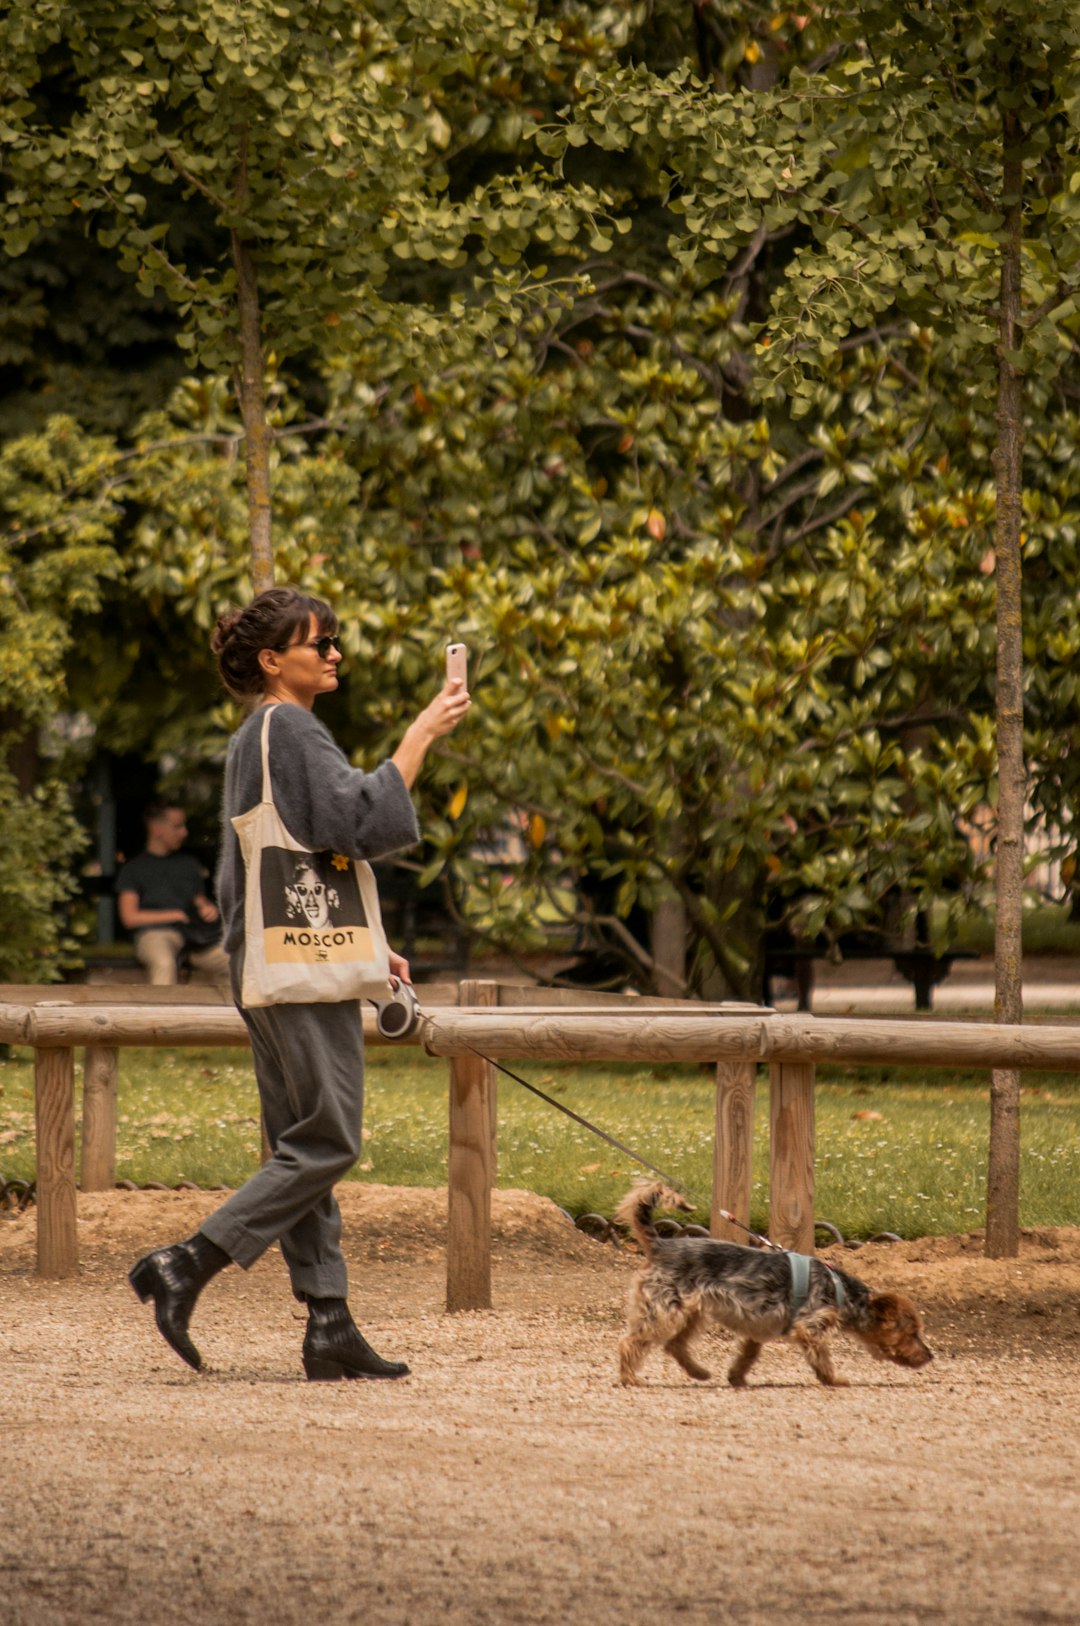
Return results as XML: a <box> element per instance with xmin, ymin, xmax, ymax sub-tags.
<box><xmin>2</xmin><ymin>1187</ymin><xmax>1079</xmax><ymax>1626</ymax></box>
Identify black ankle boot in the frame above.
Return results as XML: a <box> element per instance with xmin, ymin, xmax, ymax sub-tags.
<box><xmin>302</xmin><ymin>1296</ymin><xmax>410</xmax><ymax>1382</ymax></box>
<box><xmin>129</xmin><ymin>1232</ymin><xmax>231</xmax><ymax>1372</ymax></box>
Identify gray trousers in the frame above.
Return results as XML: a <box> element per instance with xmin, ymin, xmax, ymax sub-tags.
<box><xmin>200</xmin><ymin>964</ymin><xmax>364</xmax><ymax>1301</ymax></box>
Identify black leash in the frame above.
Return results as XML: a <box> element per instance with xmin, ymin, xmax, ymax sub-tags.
<box><xmin>464</xmin><ymin>1040</ymin><xmax>792</xmax><ymax>1253</ymax></box>
<box><xmin>421</xmin><ymin>1010</ymin><xmax>792</xmax><ymax>1253</ymax></box>
<box><xmin>422</xmin><ymin>1012</ymin><xmax>697</xmax><ymax>1201</ymax></box>
<box><xmin>481</xmin><ymin>1045</ymin><xmax>690</xmax><ymax>1190</ymax></box>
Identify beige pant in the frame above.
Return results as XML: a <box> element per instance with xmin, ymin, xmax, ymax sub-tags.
<box><xmin>135</xmin><ymin>928</ymin><xmax>230</xmax><ymax>986</ymax></box>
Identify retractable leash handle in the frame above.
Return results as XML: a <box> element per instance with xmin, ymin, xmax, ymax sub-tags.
<box><xmin>372</xmin><ymin>980</ymin><xmax>422</xmax><ymax>1040</ymax></box>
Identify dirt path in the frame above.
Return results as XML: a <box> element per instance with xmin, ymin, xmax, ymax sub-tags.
<box><xmin>2</xmin><ymin>1188</ymin><xmax>1079</xmax><ymax>1626</ymax></box>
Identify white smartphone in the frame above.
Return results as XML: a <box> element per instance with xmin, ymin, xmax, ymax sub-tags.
<box><xmin>446</xmin><ymin>643</ymin><xmax>468</xmax><ymax>687</ymax></box>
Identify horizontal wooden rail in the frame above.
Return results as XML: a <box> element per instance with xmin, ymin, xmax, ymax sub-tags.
<box><xmin>422</xmin><ymin>1009</ymin><xmax>1080</xmax><ymax>1072</ymax></box>
<box><xmin>11</xmin><ymin>991</ymin><xmax>1080</xmax><ymax>1288</ymax></box>
<box><xmin>0</xmin><ymin>1002</ymin><xmax>403</xmax><ymax>1048</ymax></box>
<box><xmin>0</xmin><ymin>999</ymin><xmax>759</xmax><ymax>1050</ymax></box>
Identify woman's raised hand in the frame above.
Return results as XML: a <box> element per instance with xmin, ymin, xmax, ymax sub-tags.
<box><xmin>417</xmin><ymin>676</ymin><xmax>471</xmax><ymax>740</ymax></box>
<box><xmin>391</xmin><ymin>676</ymin><xmax>471</xmax><ymax>788</ymax></box>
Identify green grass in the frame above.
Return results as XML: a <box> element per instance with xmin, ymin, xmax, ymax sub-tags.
<box><xmin>2</xmin><ymin>1046</ymin><xmax>1079</xmax><ymax>1239</ymax></box>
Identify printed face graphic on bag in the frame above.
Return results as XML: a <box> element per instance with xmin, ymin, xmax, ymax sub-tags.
<box><xmin>285</xmin><ymin>862</ymin><xmax>337</xmax><ymax>928</ymax></box>
<box><xmin>259</xmin><ymin>848</ymin><xmax>371</xmax><ymax>965</ymax></box>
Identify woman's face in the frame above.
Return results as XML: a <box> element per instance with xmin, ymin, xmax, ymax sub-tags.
<box><xmin>263</xmin><ymin>613</ymin><xmax>342</xmax><ymax>709</ymax></box>
<box><xmin>290</xmin><ymin>865</ymin><xmax>331</xmax><ymax>927</ymax></box>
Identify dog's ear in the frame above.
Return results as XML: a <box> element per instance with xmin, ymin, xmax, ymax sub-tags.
<box><xmin>869</xmin><ymin>1293</ymin><xmax>902</xmax><ymax>1327</ymax></box>
<box><xmin>870</xmin><ymin>1292</ymin><xmax>922</xmax><ymax>1334</ymax></box>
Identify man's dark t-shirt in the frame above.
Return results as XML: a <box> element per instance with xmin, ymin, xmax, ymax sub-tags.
<box><xmin>115</xmin><ymin>852</ymin><xmax>207</xmax><ymax>939</ymax></box>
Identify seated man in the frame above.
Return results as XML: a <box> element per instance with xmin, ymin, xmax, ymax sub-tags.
<box><xmin>116</xmin><ymin>802</ymin><xmax>229</xmax><ymax>986</ymax></box>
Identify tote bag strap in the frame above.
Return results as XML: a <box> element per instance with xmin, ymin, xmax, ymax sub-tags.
<box><xmin>259</xmin><ymin>704</ymin><xmax>279</xmax><ymax>805</ymax></box>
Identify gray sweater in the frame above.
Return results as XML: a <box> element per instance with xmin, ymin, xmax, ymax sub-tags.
<box><xmin>217</xmin><ymin>702</ymin><xmax>420</xmax><ymax>955</ymax></box>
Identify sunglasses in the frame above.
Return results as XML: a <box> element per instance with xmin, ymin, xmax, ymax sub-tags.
<box><xmin>277</xmin><ymin>633</ymin><xmax>342</xmax><ymax>659</ymax></box>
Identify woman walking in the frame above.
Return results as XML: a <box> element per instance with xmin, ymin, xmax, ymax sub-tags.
<box><xmin>130</xmin><ymin>585</ymin><xmax>469</xmax><ymax>1380</ymax></box>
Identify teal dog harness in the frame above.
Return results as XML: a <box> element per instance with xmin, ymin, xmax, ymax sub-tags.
<box><xmin>786</xmin><ymin>1252</ymin><xmax>846</xmax><ymax>1329</ymax></box>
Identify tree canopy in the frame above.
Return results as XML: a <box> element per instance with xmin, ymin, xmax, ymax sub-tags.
<box><xmin>2</xmin><ymin>0</ymin><xmax>1080</xmax><ymax>1035</ymax></box>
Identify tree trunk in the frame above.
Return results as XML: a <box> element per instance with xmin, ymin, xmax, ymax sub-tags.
<box><xmin>650</xmin><ymin>826</ymin><xmax>689</xmax><ymax>997</ymax></box>
<box><xmin>650</xmin><ymin>893</ymin><xmax>688</xmax><ymax>998</ymax></box>
<box><xmin>986</xmin><ymin>106</ymin><xmax>1025</xmax><ymax>1260</ymax></box>
<box><xmin>231</xmin><ymin>125</ymin><xmax>274</xmax><ymax>594</ymax></box>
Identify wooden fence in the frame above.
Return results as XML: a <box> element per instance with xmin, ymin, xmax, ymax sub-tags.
<box><xmin>4</xmin><ymin>981</ymin><xmax>1080</xmax><ymax>1304</ymax></box>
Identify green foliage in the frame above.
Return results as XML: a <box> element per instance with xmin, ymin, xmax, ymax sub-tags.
<box><xmin>0</xmin><ymin>266</ymin><xmax>1046</xmax><ymax>995</ymax></box>
<box><xmin>297</xmin><ymin>301</ymin><xmax>1000</xmax><ymax>991</ymax></box>
<box><xmin>943</xmin><ymin>901</ymin><xmax>1080</xmax><ymax>957</ymax></box>
<box><xmin>506</xmin><ymin>0</ymin><xmax>1080</xmax><ymax>984</ymax></box>
<box><xmin>4</xmin><ymin>0</ymin><xmax>1080</xmax><ymax>995</ymax></box>
<box><xmin>0</xmin><ymin>417</ymin><xmax>124</xmax><ymax>973</ymax></box>
<box><xmin>0</xmin><ymin>417</ymin><xmax>125</xmax><ymax>728</ymax></box>
<box><xmin>0</xmin><ymin>0</ymin><xmax>616</xmax><ymax>372</ymax></box>
<box><xmin>549</xmin><ymin>2</ymin><xmax>1080</xmax><ymax>400</ymax></box>
<box><xmin>0</xmin><ymin>767</ymin><xmax>84</xmax><ymax>981</ymax></box>
<box><xmin>0</xmin><ymin>222</ymin><xmax>184</xmax><ymax>441</ymax></box>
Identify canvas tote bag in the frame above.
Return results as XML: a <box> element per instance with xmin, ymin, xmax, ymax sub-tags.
<box><xmin>231</xmin><ymin>705</ymin><xmax>392</xmax><ymax>1008</ymax></box>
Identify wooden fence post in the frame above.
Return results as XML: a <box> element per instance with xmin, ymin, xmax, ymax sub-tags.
<box><xmin>81</xmin><ymin>1045</ymin><xmax>118</xmax><ymax>1192</ymax></box>
<box><xmin>446</xmin><ymin>979</ymin><xmax>498</xmax><ymax>1312</ymax></box>
<box><xmin>34</xmin><ymin>1046</ymin><xmax>78</xmax><ymax>1278</ymax></box>
<box><xmin>711</xmin><ymin>1060</ymin><xmax>756</xmax><ymax>1240</ymax></box>
<box><xmin>768</xmin><ymin>1061</ymin><xmax>815</xmax><ymax>1254</ymax></box>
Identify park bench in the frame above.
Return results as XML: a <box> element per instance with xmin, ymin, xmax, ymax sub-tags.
<box><xmin>763</xmin><ymin>934</ymin><xmax>978</xmax><ymax>1011</ymax></box>
<box><xmin>528</xmin><ymin>927</ymin><xmax>974</xmax><ymax>1012</ymax></box>
<box><xmin>64</xmin><ymin>946</ymin><xmax>226</xmax><ymax>986</ymax></box>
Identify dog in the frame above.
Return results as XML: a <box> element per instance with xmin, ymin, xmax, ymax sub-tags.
<box><xmin>615</xmin><ymin>1183</ymin><xmax>933</xmax><ymax>1388</ymax></box>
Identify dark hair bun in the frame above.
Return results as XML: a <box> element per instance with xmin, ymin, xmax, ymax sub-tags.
<box><xmin>210</xmin><ymin>606</ymin><xmax>245</xmax><ymax>657</ymax></box>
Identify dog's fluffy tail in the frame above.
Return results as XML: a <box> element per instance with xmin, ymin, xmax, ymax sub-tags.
<box><xmin>614</xmin><ymin>1182</ymin><xmax>692</xmax><ymax>1257</ymax></box>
